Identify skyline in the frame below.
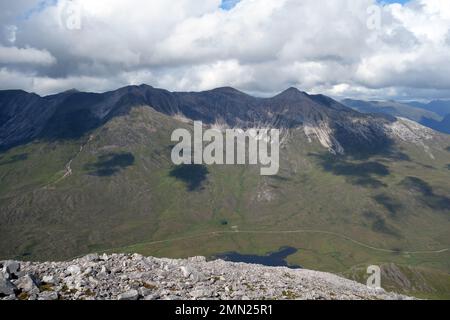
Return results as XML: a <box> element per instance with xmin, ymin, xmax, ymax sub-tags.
<box><xmin>2</xmin><ymin>83</ymin><xmax>449</xmax><ymax>104</ymax></box>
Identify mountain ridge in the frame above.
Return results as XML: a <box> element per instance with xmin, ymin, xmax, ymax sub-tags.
<box><xmin>0</xmin><ymin>85</ymin><xmax>403</xmax><ymax>156</ymax></box>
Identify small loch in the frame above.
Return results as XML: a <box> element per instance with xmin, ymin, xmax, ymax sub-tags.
<box><xmin>214</xmin><ymin>246</ymin><xmax>302</xmax><ymax>269</ymax></box>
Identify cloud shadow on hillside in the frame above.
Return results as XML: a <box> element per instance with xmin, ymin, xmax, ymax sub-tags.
<box><xmin>373</xmin><ymin>194</ymin><xmax>403</xmax><ymax>218</ymax></box>
<box><xmin>311</xmin><ymin>153</ymin><xmax>389</xmax><ymax>188</ymax></box>
<box><xmin>332</xmin><ymin>123</ymin><xmax>412</xmax><ymax>161</ymax></box>
<box><xmin>400</xmin><ymin>177</ymin><xmax>450</xmax><ymax>211</ymax></box>
<box><xmin>170</xmin><ymin>164</ymin><xmax>209</xmax><ymax>191</ymax></box>
<box><xmin>0</xmin><ymin>153</ymin><xmax>28</xmax><ymax>166</ymax></box>
<box><xmin>84</xmin><ymin>152</ymin><xmax>135</xmax><ymax>176</ymax></box>
<box><xmin>363</xmin><ymin>211</ymin><xmax>401</xmax><ymax>238</ymax></box>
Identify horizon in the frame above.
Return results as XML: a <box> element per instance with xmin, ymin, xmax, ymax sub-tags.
<box><xmin>1</xmin><ymin>83</ymin><xmax>449</xmax><ymax>104</ymax></box>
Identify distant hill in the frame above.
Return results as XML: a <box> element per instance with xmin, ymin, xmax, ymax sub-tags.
<box><xmin>408</xmin><ymin>100</ymin><xmax>450</xmax><ymax>117</ymax></box>
<box><xmin>341</xmin><ymin>99</ymin><xmax>450</xmax><ymax>134</ymax></box>
<box><xmin>420</xmin><ymin>114</ymin><xmax>450</xmax><ymax>134</ymax></box>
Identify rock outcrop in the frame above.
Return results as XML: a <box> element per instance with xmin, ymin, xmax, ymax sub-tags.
<box><xmin>0</xmin><ymin>253</ymin><xmax>412</xmax><ymax>300</ymax></box>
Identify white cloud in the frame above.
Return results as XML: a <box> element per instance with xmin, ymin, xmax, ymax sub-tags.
<box><xmin>0</xmin><ymin>0</ymin><xmax>449</xmax><ymax>100</ymax></box>
<box><xmin>0</xmin><ymin>46</ymin><xmax>56</xmax><ymax>65</ymax></box>
<box><xmin>4</xmin><ymin>25</ymin><xmax>18</xmax><ymax>43</ymax></box>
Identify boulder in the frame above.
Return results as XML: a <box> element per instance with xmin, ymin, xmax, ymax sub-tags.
<box><xmin>138</xmin><ymin>287</ymin><xmax>151</xmax><ymax>297</ymax></box>
<box><xmin>38</xmin><ymin>291</ymin><xmax>59</xmax><ymax>300</ymax></box>
<box><xmin>0</xmin><ymin>273</ymin><xmax>17</xmax><ymax>296</ymax></box>
<box><xmin>67</xmin><ymin>265</ymin><xmax>81</xmax><ymax>276</ymax></box>
<box><xmin>42</xmin><ymin>275</ymin><xmax>56</xmax><ymax>284</ymax></box>
<box><xmin>16</xmin><ymin>274</ymin><xmax>40</xmax><ymax>295</ymax></box>
<box><xmin>2</xmin><ymin>261</ymin><xmax>21</xmax><ymax>278</ymax></box>
<box><xmin>117</xmin><ymin>289</ymin><xmax>139</xmax><ymax>300</ymax></box>
<box><xmin>188</xmin><ymin>256</ymin><xmax>207</xmax><ymax>263</ymax></box>
<box><xmin>180</xmin><ymin>266</ymin><xmax>192</xmax><ymax>278</ymax></box>
<box><xmin>83</xmin><ymin>254</ymin><xmax>99</xmax><ymax>262</ymax></box>
<box><xmin>189</xmin><ymin>288</ymin><xmax>212</xmax><ymax>299</ymax></box>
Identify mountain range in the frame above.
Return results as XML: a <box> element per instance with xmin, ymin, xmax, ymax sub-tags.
<box><xmin>1</xmin><ymin>86</ymin><xmax>395</xmax><ymax>153</ymax></box>
<box><xmin>0</xmin><ymin>85</ymin><xmax>449</xmax><ymax>299</ymax></box>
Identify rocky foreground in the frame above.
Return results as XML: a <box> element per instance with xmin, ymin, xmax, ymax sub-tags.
<box><xmin>1</xmin><ymin>253</ymin><xmax>411</xmax><ymax>300</ymax></box>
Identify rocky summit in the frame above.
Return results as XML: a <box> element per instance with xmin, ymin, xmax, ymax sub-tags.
<box><xmin>0</xmin><ymin>253</ymin><xmax>411</xmax><ymax>300</ymax></box>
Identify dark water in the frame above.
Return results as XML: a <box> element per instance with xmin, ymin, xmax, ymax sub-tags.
<box><xmin>215</xmin><ymin>246</ymin><xmax>302</xmax><ymax>269</ymax></box>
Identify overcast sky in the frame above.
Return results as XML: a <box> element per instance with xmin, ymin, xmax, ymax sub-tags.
<box><xmin>0</xmin><ymin>0</ymin><xmax>450</xmax><ymax>100</ymax></box>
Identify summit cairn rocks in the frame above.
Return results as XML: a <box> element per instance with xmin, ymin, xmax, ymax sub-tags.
<box><xmin>0</xmin><ymin>254</ymin><xmax>413</xmax><ymax>300</ymax></box>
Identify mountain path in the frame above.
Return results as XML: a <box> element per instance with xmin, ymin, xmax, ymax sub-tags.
<box><xmin>118</xmin><ymin>229</ymin><xmax>450</xmax><ymax>255</ymax></box>
<box><xmin>44</xmin><ymin>135</ymin><xmax>94</xmax><ymax>188</ymax></box>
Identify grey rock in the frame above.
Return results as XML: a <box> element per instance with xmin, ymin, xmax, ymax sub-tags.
<box><xmin>83</xmin><ymin>253</ymin><xmax>100</xmax><ymax>262</ymax></box>
<box><xmin>190</xmin><ymin>271</ymin><xmax>205</xmax><ymax>282</ymax></box>
<box><xmin>0</xmin><ymin>273</ymin><xmax>17</xmax><ymax>296</ymax></box>
<box><xmin>38</xmin><ymin>291</ymin><xmax>59</xmax><ymax>300</ymax></box>
<box><xmin>2</xmin><ymin>261</ymin><xmax>21</xmax><ymax>278</ymax></box>
<box><xmin>73</xmin><ymin>278</ymin><xmax>86</xmax><ymax>290</ymax></box>
<box><xmin>143</xmin><ymin>294</ymin><xmax>160</xmax><ymax>300</ymax></box>
<box><xmin>16</xmin><ymin>274</ymin><xmax>40</xmax><ymax>295</ymax></box>
<box><xmin>100</xmin><ymin>254</ymin><xmax>109</xmax><ymax>261</ymax></box>
<box><xmin>111</xmin><ymin>267</ymin><xmax>122</xmax><ymax>274</ymax></box>
<box><xmin>188</xmin><ymin>256</ymin><xmax>207</xmax><ymax>263</ymax></box>
<box><xmin>138</xmin><ymin>287</ymin><xmax>153</xmax><ymax>297</ymax></box>
<box><xmin>180</xmin><ymin>266</ymin><xmax>204</xmax><ymax>282</ymax></box>
<box><xmin>117</xmin><ymin>289</ymin><xmax>139</xmax><ymax>300</ymax></box>
<box><xmin>0</xmin><ymin>255</ymin><xmax>413</xmax><ymax>301</ymax></box>
<box><xmin>88</xmin><ymin>276</ymin><xmax>99</xmax><ymax>286</ymax></box>
<box><xmin>189</xmin><ymin>288</ymin><xmax>212</xmax><ymax>299</ymax></box>
<box><xmin>180</xmin><ymin>266</ymin><xmax>192</xmax><ymax>278</ymax></box>
<box><xmin>67</xmin><ymin>265</ymin><xmax>81</xmax><ymax>276</ymax></box>
<box><xmin>42</xmin><ymin>275</ymin><xmax>56</xmax><ymax>284</ymax></box>
<box><xmin>162</xmin><ymin>295</ymin><xmax>183</xmax><ymax>300</ymax></box>
<box><xmin>83</xmin><ymin>267</ymin><xmax>93</xmax><ymax>276</ymax></box>
<box><xmin>28</xmin><ymin>294</ymin><xmax>38</xmax><ymax>301</ymax></box>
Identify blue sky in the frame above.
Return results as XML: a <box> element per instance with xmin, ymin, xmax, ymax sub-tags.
<box><xmin>378</xmin><ymin>0</ymin><xmax>410</xmax><ymax>4</ymax></box>
<box><xmin>220</xmin><ymin>0</ymin><xmax>241</xmax><ymax>10</ymax></box>
<box><xmin>19</xmin><ymin>0</ymin><xmax>58</xmax><ymax>20</ymax></box>
<box><xmin>219</xmin><ymin>0</ymin><xmax>411</xmax><ymax>10</ymax></box>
